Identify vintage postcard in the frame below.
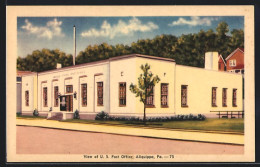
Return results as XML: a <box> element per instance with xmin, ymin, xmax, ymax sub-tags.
<box><xmin>6</xmin><ymin>6</ymin><xmax>255</xmax><ymax>162</ymax></box>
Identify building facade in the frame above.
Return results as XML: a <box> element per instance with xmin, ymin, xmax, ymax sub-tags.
<box><xmin>225</xmin><ymin>48</ymin><xmax>244</xmax><ymax>74</ymax></box>
<box><xmin>20</xmin><ymin>53</ymin><xmax>243</xmax><ymax>120</ymax></box>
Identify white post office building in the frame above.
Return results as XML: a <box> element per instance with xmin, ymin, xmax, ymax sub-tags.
<box><xmin>20</xmin><ymin>53</ymin><xmax>243</xmax><ymax>120</ymax></box>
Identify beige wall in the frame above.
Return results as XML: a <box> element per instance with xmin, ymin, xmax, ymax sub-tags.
<box><xmin>175</xmin><ymin>65</ymin><xmax>243</xmax><ymax>115</ymax></box>
<box><xmin>109</xmin><ymin>57</ymin><xmax>137</xmax><ymax>115</ymax></box>
<box><xmin>135</xmin><ymin>57</ymin><xmax>176</xmax><ymax>117</ymax></box>
<box><xmin>21</xmin><ymin>74</ymin><xmax>37</xmax><ymax>113</ymax></box>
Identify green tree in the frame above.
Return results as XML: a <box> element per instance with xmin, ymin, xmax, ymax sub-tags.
<box><xmin>129</xmin><ymin>64</ymin><xmax>160</xmax><ymax>123</ymax></box>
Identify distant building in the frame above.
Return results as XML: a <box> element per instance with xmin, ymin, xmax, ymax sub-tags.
<box><xmin>225</xmin><ymin>48</ymin><xmax>244</xmax><ymax>74</ymax></box>
<box><xmin>218</xmin><ymin>54</ymin><xmax>226</xmax><ymax>71</ymax></box>
<box><xmin>19</xmin><ymin>52</ymin><xmax>243</xmax><ymax>120</ymax></box>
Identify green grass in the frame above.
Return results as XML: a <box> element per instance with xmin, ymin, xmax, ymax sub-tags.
<box><xmin>16</xmin><ymin>115</ymin><xmax>46</xmax><ymax>120</ymax></box>
<box><xmin>62</xmin><ymin>118</ymin><xmax>244</xmax><ymax>133</ymax></box>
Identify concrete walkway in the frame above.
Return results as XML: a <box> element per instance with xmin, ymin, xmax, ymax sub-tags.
<box><xmin>16</xmin><ymin>118</ymin><xmax>244</xmax><ymax>145</ymax></box>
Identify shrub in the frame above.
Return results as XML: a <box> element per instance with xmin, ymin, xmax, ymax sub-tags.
<box><xmin>74</xmin><ymin>110</ymin><xmax>80</xmax><ymax>119</ymax></box>
<box><xmin>95</xmin><ymin>112</ymin><xmax>206</xmax><ymax>122</ymax></box>
<box><xmin>198</xmin><ymin>114</ymin><xmax>206</xmax><ymax>121</ymax></box>
<box><xmin>16</xmin><ymin>111</ymin><xmax>21</xmax><ymax>117</ymax></box>
<box><xmin>95</xmin><ymin>111</ymin><xmax>109</xmax><ymax>120</ymax></box>
<box><xmin>33</xmin><ymin>109</ymin><xmax>39</xmax><ymax>117</ymax></box>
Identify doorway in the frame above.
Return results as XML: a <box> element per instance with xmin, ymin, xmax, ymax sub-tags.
<box><xmin>60</xmin><ymin>95</ymin><xmax>73</xmax><ymax>112</ymax></box>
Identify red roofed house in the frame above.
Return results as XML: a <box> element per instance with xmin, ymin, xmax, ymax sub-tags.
<box><xmin>225</xmin><ymin>48</ymin><xmax>244</xmax><ymax>74</ymax></box>
<box><xmin>218</xmin><ymin>54</ymin><xmax>226</xmax><ymax>71</ymax></box>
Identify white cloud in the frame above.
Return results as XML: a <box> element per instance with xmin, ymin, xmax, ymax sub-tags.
<box><xmin>81</xmin><ymin>17</ymin><xmax>159</xmax><ymax>39</ymax></box>
<box><xmin>168</xmin><ymin>16</ymin><xmax>218</xmax><ymax>27</ymax></box>
<box><xmin>21</xmin><ymin>18</ymin><xmax>64</xmax><ymax>39</ymax></box>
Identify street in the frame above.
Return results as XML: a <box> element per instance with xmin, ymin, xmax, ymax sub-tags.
<box><xmin>17</xmin><ymin>126</ymin><xmax>244</xmax><ymax>154</ymax></box>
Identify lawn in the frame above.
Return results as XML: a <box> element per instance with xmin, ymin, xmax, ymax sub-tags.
<box><xmin>62</xmin><ymin>118</ymin><xmax>244</xmax><ymax>133</ymax></box>
<box><xmin>16</xmin><ymin>115</ymin><xmax>46</xmax><ymax>120</ymax></box>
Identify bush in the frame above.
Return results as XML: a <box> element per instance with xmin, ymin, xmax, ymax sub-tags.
<box><xmin>16</xmin><ymin>111</ymin><xmax>21</xmax><ymax>117</ymax></box>
<box><xmin>33</xmin><ymin>109</ymin><xmax>39</xmax><ymax>117</ymax></box>
<box><xmin>95</xmin><ymin>112</ymin><xmax>206</xmax><ymax>122</ymax></box>
<box><xmin>74</xmin><ymin>110</ymin><xmax>80</xmax><ymax>119</ymax></box>
<box><xmin>95</xmin><ymin>111</ymin><xmax>109</xmax><ymax>120</ymax></box>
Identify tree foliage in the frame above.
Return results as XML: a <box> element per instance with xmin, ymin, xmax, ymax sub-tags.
<box><xmin>17</xmin><ymin>22</ymin><xmax>244</xmax><ymax>72</ymax></box>
<box><xmin>129</xmin><ymin>64</ymin><xmax>160</xmax><ymax>123</ymax></box>
<box><xmin>17</xmin><ymin>49</ymin><xmax>73</xmax><ymax>72</ymax></box>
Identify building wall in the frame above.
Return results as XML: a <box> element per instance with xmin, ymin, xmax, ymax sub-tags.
<box><xmin>226</xmin><ymin>50</ymin><xmax>244</xmax><ymax>71</ymax></box>
<box><xmin>37</xmin><ymin>62</ymin><xmax>110</xmax><ymax>117</ymax></box>
<box><xmin>20</xmin><ymin>55</ymin><xmax>244</xmax><ymax>119</ymax></box>
<box><xmin>135</xmin><ymin>57</ymin><xmax>176</xmax><ymax>117</ymax></box>
<box><xmin>109</xmin><ymin>57</ymin><xmax>137</xmax><ymax>116</ymax></box>
<box><xmin>16</xmin><ymin>83</ymin><xmax>21</xmax><ymax>113</ymax></box>
<box><xmin>21</xmin><ymin>74</ymin><xmax>37</xmax><ymax>114</ymax></box>
<box><xmin>175</xmin><ymin>65</ymin><xmax>243</xmax><ymax>116</ymax></box>
<box><xmin>218</xmin><ymin>57</ymin><xmax>226</xmax><ymax>71</ymax></box>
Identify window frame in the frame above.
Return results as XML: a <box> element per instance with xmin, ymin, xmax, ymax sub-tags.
<box><xmin>43</xmin><ymin>87</ymin><xmax>48</xmax><ymax>107</ymax></box>
<box><xmin>181</xmin><ymin>85</ymin><xmax>188</xmax><ymax>107</ymax></box>
<box><xmin>54</xmin><ymin>86</ymin><xmax>59</xmax><ymax>107</ymax></box>
<box><xmin>81</xmin><ymin>83</ymin><xmax>87</xmax><ymax>107</ymax></box>
<box><xmin>222</xmin><ymin>88</ymin><xmax>227</xmax><ymax>107</ymax></box>
<box><xmin>119</xmin><ymin>82</ymin><xmax>126</xmax><ymax>107</ymax></box>
<box><xmin>25</xmin><ymin>90</ymin><xmax>29</xmax><ymax>106</ymax></box>
<box><xmin>97</xmin><ymin>82</ymin><xmax>103</xmax><ymax>106</ymax></box>
<box><xmin>146</xmin><ymin>85</ymin><xmax>155</xmax><ymax>108</ymax></box>
<box><xmin>161</xmin><ymin>83</ymin><xmax>169</xmax><ymax>108</ymax></box>
<box><xmin>212</xmin><ymin>87</ymin><xmax>217</xmax><ymax>107</ymax></box>
<box><xmin>229</xmin><ymin>59</ymin><xmax>237</xmax><ymax>67</ymax></box>
<box><xmin>232</xmin><ymin>88</ymin><xmax>237</xmax><ymax>107</ymax></box>
<box><xmin>66</xmin><ymin>85</ymin><xmax>73</xmax><ymax>93</ymax></box>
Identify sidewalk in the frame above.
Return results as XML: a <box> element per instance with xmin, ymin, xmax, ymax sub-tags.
<box><xmin>16</xmin><ymin>118</ymin><xmax>244</xmax><ymax>145</ymax></box>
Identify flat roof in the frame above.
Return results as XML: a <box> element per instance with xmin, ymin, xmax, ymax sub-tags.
<box><xmin>33</xmin><ymin>54</ymin><xmax>175</xmax><ymax>75</ymax></box>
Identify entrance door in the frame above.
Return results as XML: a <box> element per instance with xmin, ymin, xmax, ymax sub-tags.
<box><xmin>60</xmin><ymin>96</ymin><xmax>67</xmax><ymax>111</ymax></box>
<box><xmin>66</xmin><ymin>95</ymin><xmax>73</xmax><ymax>112</ymax></box>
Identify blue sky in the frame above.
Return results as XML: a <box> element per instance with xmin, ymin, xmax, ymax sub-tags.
<box><xmin>17</xmin><ymin>16</ymin><xmax>244</xmax><ymax>58</ymax></box>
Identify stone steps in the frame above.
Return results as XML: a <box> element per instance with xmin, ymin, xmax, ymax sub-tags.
<box><xmin>47</xmin><ymin>113</ymin><xmax>63</xmax><ymax>121</ymax></box>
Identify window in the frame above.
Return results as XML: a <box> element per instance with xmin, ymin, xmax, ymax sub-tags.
<box><xmin>43</xmin><ymin>87</ymin><xmax>48</xmax><ymax>107</ymax></box>
<box><xmin>222</xmin><ymin>88</ymin><xmax>227</xmax><ymax>107</ymax></box>
<box><xmin>66</xmin><ymin>85</ymin><xmax>73</xmax><ymax>93</ymax></box>
<box><xmin>233</xmin><ymin>89</ymin><xmax>237</xmax><ymax>107</ymax></box>
<box><xmin>161</xmin><ymin>83</ymin><xmax>168</xmax><ymax>107</ymax></box>
<box><xmin>212</xmin><ymin>87</ymin><xmax>217</xmax><ymax>107</ymax></box>
<box><xmin>97</xmin><ymin>82</ymin><xmax>103</xmax><ymax>106</ymax></box>
<box><xmin>229</xmin><ymin>60</ymin><xmax>236</xmax><ymax>67</ymax></box>
<box><xmin>146</xmin><ymin>85</ymin><xmax>154</xmax><ymax>106</ymax></box>
<box><xmin>54</xmin><ymin>86</ymin><xmax>59</xmax><ymax>107</ymax></box>
<box><xmin>25</xmin><ymin>90</ymin><xmax>29</xmax><ymax>106</ymax></box>
<box><xmin>81</xmin><ymin>84</ymin><xmax>87</xmax><ymax>106</ymax></box>
<box><xmin>119</xmin><ymin>82</ymin><xmax>126</xmax><ymax>106</ymax></box>
<box><xmin>181</xmin><ymin>85</ymin><xmax>188</xmax><ymax>107</ymax></box>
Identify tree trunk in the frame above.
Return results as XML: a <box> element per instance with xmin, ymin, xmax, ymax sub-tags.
<box><xmin>143</xmin><ymin>104</ymin><xmax>146</xmax><ymax>124</ymax></box>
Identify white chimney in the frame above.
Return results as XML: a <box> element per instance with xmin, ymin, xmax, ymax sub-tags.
<box><xmin>73</xmin><ymin>25</ymin><xmax>76</xmax><ymax>66</ymax></box>
<box><xmin>205</xmin><ymin>52</ymin><xmax>219</xmax><ymax>71</ymax></box>
<box><xmin>56</xmin><ymin>63</ymin><xmax>62</xmax><ymax>69</ymax></box>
